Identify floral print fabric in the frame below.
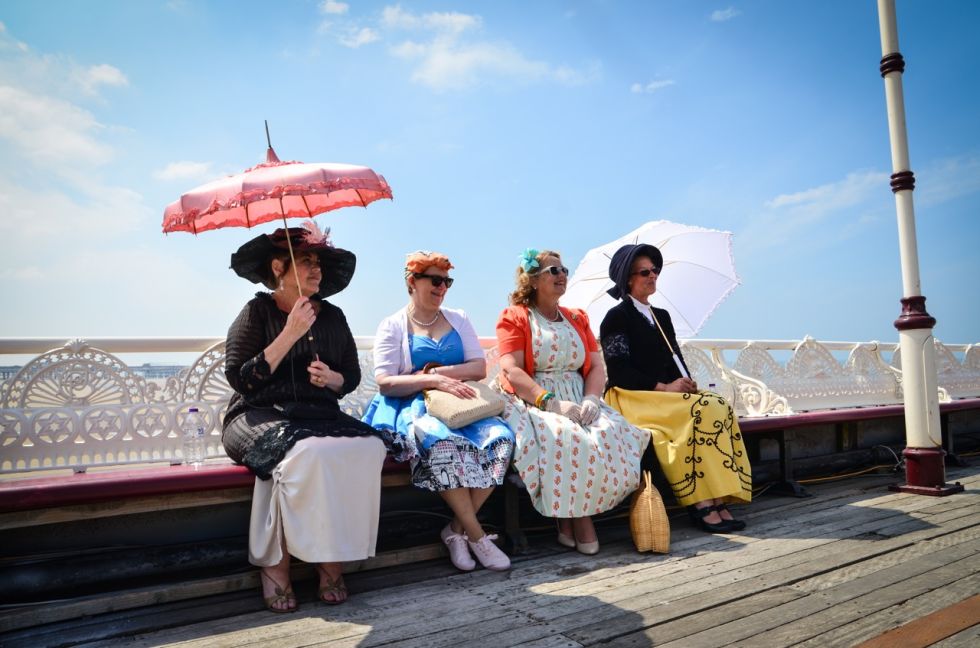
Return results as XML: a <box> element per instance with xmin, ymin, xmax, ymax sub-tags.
<box><xmin>496</xmin><ymin>310</ymin><xmax>649</xmax><ymax>517</ymax></box>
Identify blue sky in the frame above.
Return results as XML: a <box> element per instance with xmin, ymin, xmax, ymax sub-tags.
<box><xmin>1</xmin><ymin>0</ymin><xmax>977</xmax><ymax>347</ymax></box>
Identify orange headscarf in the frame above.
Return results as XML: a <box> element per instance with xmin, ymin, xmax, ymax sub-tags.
<box><xmin>404</xmin><ymin>250</ymin><xmax>454</xmax><ymax>277</ymax></box>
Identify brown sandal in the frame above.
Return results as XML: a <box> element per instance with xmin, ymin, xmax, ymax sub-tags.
<box><xmin>316</xmin><ymin>565</ymin><xmax>348</xmax><ymax>605</ymax></box>
<box><xmin>260</xmin><ymin>569</ymin><xmax>298</xmax><ymax>613</ymax></box>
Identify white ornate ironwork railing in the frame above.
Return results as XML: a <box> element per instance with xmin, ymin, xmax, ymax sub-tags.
<box><xmin>1</xmin><ymin>336</ymin><xmax>976</xmax><ymax>474</ymax></box>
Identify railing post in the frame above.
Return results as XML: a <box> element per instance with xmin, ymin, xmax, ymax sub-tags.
<box><xmin>877</xmin><ymin>0</ymin><xmax>962</xmax><ymax>496</ymax></box>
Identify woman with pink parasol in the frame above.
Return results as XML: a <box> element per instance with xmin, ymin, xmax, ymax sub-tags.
<box><xmin>222</xmin><ymin>222</ymin><xmax>395</xmax><ymax>611</ymax></box>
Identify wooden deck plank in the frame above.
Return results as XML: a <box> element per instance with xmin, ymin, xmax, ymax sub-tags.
<box><xmin>704</xmin><ymin>543</ymin><xmax>980</xmax><ymax>647</ymax></box>
<box><xmin>794</xmin><ymin>573</ymin><xmax>980</xmax><ymax>648</ymax></box>
<box><xmin>930</xmin><ymin>624</ymin><xmax>980</xmax><ymax>648</ymax></box>
<box><xmin>398</xmin><ymin>499</ymin><xmax>980</xmax><ymax>648</ymax></box>
<box><xmin>853</xmin><ymin>594</ymin><xmax>980</xmax><ymax>648</ymax></box>
<box><xmin>555</xmin><ymin>497</ymin><xmax>979</xmax><ymax>645</ymax></box>
<box><xmin>21</xmin><ymin>467</ymin><xmax>980</xmax><ymax>648</ymax></box>
<box><xmin>333</xmin><ymin>490</ymin><xmax>980</xmax><ymax>648</ymax></box>
<box><xmin>594</xmin><ymin>526</ymin><xmax>980</xmax><ymax>647</ymax></box>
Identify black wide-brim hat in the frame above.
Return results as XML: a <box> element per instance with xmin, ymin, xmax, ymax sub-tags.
<box><xmin>230</xmin><ymin>226</ymin><xmax>356</xmax><ymax>298</ymax></box>
<box><xmin>607</xmin><ymin>243</ymin><xmax>663</xmax><ymax>300</ymax></box>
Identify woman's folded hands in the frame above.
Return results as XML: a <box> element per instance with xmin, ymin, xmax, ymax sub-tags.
<box><xmin>544</xmin><ymin>395</ymin><xmax>601</xmax><ymax>425</ymax></box>
<box><xmin>578</xmin><ymin>395</ymin><xmax>602</xmax><ymax>426</ymax></box>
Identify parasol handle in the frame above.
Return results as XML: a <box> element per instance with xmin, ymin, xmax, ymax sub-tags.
<box><xmin>649</xmin><ymin>307</ymin><xmax>690</xmax><ymax>379</ymax></box>
<box><xmin>279</xmin><ymin>212</ymin><xmax>315</xmax><ymax>345</ymax></box>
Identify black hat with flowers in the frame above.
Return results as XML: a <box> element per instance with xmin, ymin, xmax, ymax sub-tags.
<box><xmin>230</xmin><ymin>220</ymin><xmax>356</xmax><ymax>298</ymax></box>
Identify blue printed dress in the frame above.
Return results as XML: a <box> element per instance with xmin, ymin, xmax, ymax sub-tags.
<box><xmin>362</xmin><ymin>329</ymin><xmax>515</xmax><ymax>492</ymax></box>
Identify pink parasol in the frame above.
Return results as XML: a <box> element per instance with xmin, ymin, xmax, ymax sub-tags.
<box><xmin>162</xmin><ymin>124</ymin><xmax>392</xmax><ymax>235</ymax></box>
<box><xmin>162</xmin><ymin>122</ymin><xmax>392</xmax><ymax>298</ymax></box>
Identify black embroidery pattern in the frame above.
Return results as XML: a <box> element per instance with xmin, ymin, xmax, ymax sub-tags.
<box><xmin>669</xmin><ymin>391</ymin><xmax>752</xmax><ymax>500</ymax></box>
<box><xmin>602</xmin><ymin>333</ymin><xmax>630</xmax><ymax>358</ymax></box>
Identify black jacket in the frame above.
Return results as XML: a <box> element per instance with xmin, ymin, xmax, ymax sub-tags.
<box><xmin>599</xmin><ymin>299</ymin><xmax>690</xmax><ymax>392</ymax></box>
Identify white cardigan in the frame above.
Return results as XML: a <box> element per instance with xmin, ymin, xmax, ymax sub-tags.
<box><xmin>372</xmin><ymin>306</ymin><xmax>485</xmax><ymax>378</ymax></box>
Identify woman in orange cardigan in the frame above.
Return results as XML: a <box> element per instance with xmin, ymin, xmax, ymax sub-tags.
<box><xmin>494</xmin><ymin>248</ymin><xmax>649</xmax><ymax>554</ymax></box>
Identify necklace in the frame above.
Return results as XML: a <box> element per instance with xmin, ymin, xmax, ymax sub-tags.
<box><xmin>410</xmin><ymin>309</ymin><xmax>440</xmax><ymax>327</ymax></box>
<box><xmin>537</xmin><ymin>307</ymin><xmax>562</xmax><ymax>323</ymax></box>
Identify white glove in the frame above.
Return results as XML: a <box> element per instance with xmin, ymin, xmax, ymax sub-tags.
<box><xmin>578</xmin><ymin>395</ymin><xmax>602</xmax><ymax>426</ymax></box>
<box><xmin>546</xmin><ymin>398</ymin><xmax>581</xmax><ymax>423</ymax></box>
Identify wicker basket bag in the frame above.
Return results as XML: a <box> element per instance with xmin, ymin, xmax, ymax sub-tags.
<box><xmin>629</xmin><ymin>470</ymin><xmax>670</xmax><ymax>553</ymax></box>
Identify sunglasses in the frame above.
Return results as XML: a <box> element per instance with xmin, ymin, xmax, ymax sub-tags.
<box><xmin>539</xmin><ymin>265</ymin><xmax>569</xmax><ymax>276</ymax></box>
<box><xmin>413</xmin><ymin>272</ymin><xmax>454</xmax><ymax>288</ymax></box>
<box><xmin>631</xmin><ymin>267</ymin><xmax>661</xmax><ymax>277</ymax></box>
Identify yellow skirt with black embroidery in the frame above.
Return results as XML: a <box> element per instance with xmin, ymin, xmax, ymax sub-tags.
<box><xmin>605</xmin><ymin>387</ymin><xmax>752</xmax><ymax>506</ymax></box>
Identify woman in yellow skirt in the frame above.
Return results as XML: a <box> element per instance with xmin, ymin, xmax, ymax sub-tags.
<box><xmin>599</xmin><ymin>244</ymin><xmax>752</xmax><ymax>533</ymax></box>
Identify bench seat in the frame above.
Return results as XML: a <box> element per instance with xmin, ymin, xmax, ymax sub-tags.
<box><xmin>2</xmin><ymin>399</ymin><xmax>978</xmax><ymax>517</ymax></box>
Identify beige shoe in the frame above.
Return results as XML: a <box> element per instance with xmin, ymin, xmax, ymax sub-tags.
<box><xmin>575</xmin><ymin>539</ymin><xmax>600</xmax><ymax>555</ymax></box>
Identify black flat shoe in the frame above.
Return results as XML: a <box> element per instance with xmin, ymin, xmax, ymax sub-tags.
<box><xmin>713</xmin><ymin>504</ymin><xmax>746</xmax><ymax>531</ymax></box>
<box><xmin>687</xmin><ymin>505</ymin><xmax>733</xmax><ymax>534</ymax></box>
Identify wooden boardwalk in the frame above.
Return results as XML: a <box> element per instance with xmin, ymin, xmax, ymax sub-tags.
<box><xmin>23</xmin><ymin>465</ymin><xmax>980</xmax><ymax>647</ymax></box>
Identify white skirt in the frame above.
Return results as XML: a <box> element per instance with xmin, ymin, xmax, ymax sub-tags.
<box><xmin>248</xmin><ymin>435</ymin><xmax>387</xmax><ymax>566</ymax></box>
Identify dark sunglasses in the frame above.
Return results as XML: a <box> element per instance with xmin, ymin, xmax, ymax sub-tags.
<box><xmin>413</xmin><ymin>272</ymin><xmax>454</xmax><ymax>288</ymax></box>
<box><xmin>631</xmin><ymin>267</ymin><xmax>661</xmax><ymax>277</ymax></box>
<box><xmin>539</xmin><ymin>265</ymin><xmax>569</xmax><ymax>276</ymax></box>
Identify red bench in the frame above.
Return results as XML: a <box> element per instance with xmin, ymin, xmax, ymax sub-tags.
<box><xmin>738</xmin><ymin>397</ymin><xmax>980</xmax><ymax>497</ymax></box>
<box><xmin>0</xmin><ymin>456</ymin><xmax>408</xmax><ymax>515</ymax></box>
<box><xmin>2</xmin><ymin>400</ymin><xmax>977</xmax><ymax>516</ymax></box>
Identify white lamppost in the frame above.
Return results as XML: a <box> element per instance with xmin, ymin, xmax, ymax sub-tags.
<box><xmin>877</xmin><ymin>0</ymin><xmax>962</xmax><ymax>496</ymax></box>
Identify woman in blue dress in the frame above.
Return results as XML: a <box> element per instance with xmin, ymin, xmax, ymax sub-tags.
<box><xmin>363</xmin><ymin>251</ymin><xmax>515</xmax><ymax>571</ymax></box>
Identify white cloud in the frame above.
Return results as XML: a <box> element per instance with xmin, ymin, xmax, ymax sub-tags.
<box><xmin>631</xmin><ymin>79</ymin><xmax>676</xmax><ymax>94</ymax></box>
<box><xmin>75</xmin><ymin>63</ymin><xmax>129</xmax><ymax>95</ymax></box>
<box><xmin>555</xmin><ymin>62</ymin><xmax>602</xmax><ymax>86</ymax></box>
<box><xmin>916</xmin><ymin>154</ymin><xmax>980</xmax><ymax>207</ymax></box>
<box><xmin>381</xmin><ymin>5</ymin><xmax>420</xmax><ymax>30</ymax></box>
<box><xmin>764</xmin><ymin>171</ymin><xmax>886</xmax><ymax>211</ymax></box>
<box><xmin>710</xmin><ymin>7</ymin><xmax>741</xmax><ymax>22</ymax></box>
<box><xmin>0</xmin><ymin>86</ymin><xmax>113</xmax><ymax>169</ymax></box>
<box><xmin>381</xmin><ymin>5</ymin><xmax>593</xmax><ymax>91</ymax></box>
<box><xmin>738</xmin><ymin>169</ymin><xmax>889</xmax><ymax>253</ymax></box>
<box><xmin>339</xmin><ymin>27</ymin><xmax>380</xmax><ymax>48</ymax></box>
<box><xmin>0</xmin><ymin>21</ymin><xmax>29</xmax><ymax>52</ymax></box>
<box><xmin>153</xmin><ymin>161</ymin><xmax>215</xmax><ymax>182</ymax></box>
<box><xmin>393</xmin><ymin>38</ymin><xmax>551</xmax><ymax>90</ymax></box>
<box><xmin>0</xmin><ymin>22</ymin><xmax>147</xmax><ymax>258</ymax></box>
<box><xmin>0</xmin><ymin>266</ymin><xmax>43</xmax><ymax>280</ymax></box>
<box><xmin>320</xmin><ymin>0</ymin><xmax>349</xmax><ymax>15</ymax></box>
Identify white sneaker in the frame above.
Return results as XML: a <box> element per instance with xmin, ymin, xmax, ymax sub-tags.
<box><xmin>468</xmin><ymin>533</ymin><xmax>511</xmax><ymax>571</ymax></box>
<box><xmin>440</xmin><ymin>524</ymin><xmax>475</xmax><ymax>571</ymax></box>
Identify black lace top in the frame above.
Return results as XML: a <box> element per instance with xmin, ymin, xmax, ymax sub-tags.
<box><xmin>223</xmin><ymin>292</ymin><xmax>360</xmax><ymax>421</ymax></box>
<box><xmin>220</xmin><ymin>293</ymin><xmax>390</xmax><ymax>478</ymax></box>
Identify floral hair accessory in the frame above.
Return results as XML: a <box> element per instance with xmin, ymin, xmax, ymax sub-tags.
<box><xmin>519</xmin><ymin>248</ymin><xmax>540</xmax><ymax>273</ymax></box>
<box><xmin>299</xmin><ymin>219</ymin><xmax>331</xmax><ymax>247</ymax></box>
<box><xmin>405</xmin><ymin>250</ymin><xmax>454</xmax><ymax>277</ymax></box>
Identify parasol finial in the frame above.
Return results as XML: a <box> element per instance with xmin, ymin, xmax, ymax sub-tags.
<box><xmin>264</xmin><ymin>120</ymin><xmax>280</xmax><ymax>163</ymax></box>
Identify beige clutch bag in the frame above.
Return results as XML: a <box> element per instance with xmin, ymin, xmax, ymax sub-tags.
<box><xmin>629</xmin><ymin>470</ymin><xmax>670</xmax><ymax>553</ymax></box>
<box><xmin>424</xmin><ymin>381</ymin><xmax>506</xmax><ymax>429</ymax></box>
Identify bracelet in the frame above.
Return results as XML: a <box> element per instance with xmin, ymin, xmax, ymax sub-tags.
<box><xmin>534</xmin><ymin>390</ymin><xmax>555</xmax><ymax>409</ymax></box>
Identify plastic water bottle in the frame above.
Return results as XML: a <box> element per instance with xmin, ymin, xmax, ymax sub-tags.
<box><xmin>182</xmin><ymin>407</ymin><xmax>207</xmax><ymax>468</ymax></box>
